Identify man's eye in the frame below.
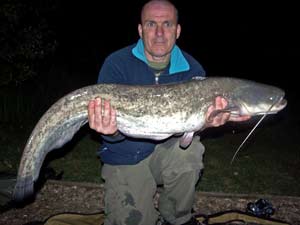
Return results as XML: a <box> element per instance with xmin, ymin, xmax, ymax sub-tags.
<box><xmin>164</xmin><ymin>22</ymin><xmax>173</xmax><ymax>27</ymax></box>
<box><xmin>146</xmin><ymin>22</ymin><xmax>156</xmax><ymax>27</ymax></box>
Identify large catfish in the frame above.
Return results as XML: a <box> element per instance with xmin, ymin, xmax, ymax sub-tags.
<box><xmin>13</xmin><ymin>77</ymin><xmax>287</xmax><ymax>202</ymax></box>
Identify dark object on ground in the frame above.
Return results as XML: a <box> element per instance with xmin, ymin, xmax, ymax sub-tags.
<box><xmin>246</xmin><ymin>198</ymin><xmax>275</xmax><ymax>218</ymax></box>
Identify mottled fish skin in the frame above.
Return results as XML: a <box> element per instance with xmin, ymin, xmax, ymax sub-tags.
<box><xmin>13</xmin><ymin>77</ymin><xmax>287</xmax><ymax>202</ymax></box>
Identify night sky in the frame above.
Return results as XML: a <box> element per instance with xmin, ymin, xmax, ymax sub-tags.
<box><xmin>2</xmin><ymin>1</ymin><xmax>297</xmax><ymax>98</ymax></box>
<box><xmin>54</xmin><ymin>1</ymin><xmax>298</xmax><ymax>94</ymax></box>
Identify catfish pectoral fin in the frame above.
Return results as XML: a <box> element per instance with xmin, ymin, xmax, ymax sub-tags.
<box><xmin>179</xmin><ymin>132</ymin><xmax>194</xmax><ymax>149</ymax></box>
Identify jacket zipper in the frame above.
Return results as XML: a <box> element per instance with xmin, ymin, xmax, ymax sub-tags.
<box><xmin>154</xmin><ymin>72</ymin><xmax>161</xmax><ymax>85</ymax></box>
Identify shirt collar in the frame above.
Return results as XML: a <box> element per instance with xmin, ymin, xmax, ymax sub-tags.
<box><xmin>132</xmin><ymin>38</ymin><xmax>190</xmax><ymax>74</ymax></box>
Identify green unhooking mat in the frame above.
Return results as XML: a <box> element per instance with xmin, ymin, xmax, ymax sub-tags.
<box><xmin>41</xmin><ymin>211</ymin><xmax>291</xmax><ymax>225</ymax></box>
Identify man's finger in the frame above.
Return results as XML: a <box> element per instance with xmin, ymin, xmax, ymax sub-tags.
<box><xmin>229</xmin><ymin>115</ymin><xmax>251</xmax><ymax>122</ymax></box>
<box><xmin>110</xmin><ymin>108</ymin><xmax>117</xmax><ymax>126</ymax></box>
<box><xmin>94</xmin><ymin>98</ymin><xmax>102</xmax><ymax>124</ymax></box>
<box><xmin>102</xmin><ymin>99</ymin><xmax>111</xmax><ymax>126</ymax></box>
<box><xmin>215</xmin><ymin>96</ymin><xmax>228</xmax><ymax>110</ymax></box>
<box><xmin>88</xmin><ymin>100</ymin><xmax>96</xmax><ymax>128</ymax></box>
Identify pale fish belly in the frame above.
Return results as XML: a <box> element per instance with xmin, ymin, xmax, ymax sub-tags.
<box><xmin>117</xmin><ymin>111</ymin><xmax>206</xmax><ymax>140</ymax></box>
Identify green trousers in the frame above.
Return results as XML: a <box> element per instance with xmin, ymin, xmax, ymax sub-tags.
<box><xmin>101</xmin><ymin>136</ymin><xmax>205</xmax><ymax>225</ymax></box>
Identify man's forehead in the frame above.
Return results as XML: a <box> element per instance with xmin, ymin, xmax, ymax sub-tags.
<box><xmin>142</xmin><ymin>2</ymin><xmax>176</xmax><ymax>22</ymax></box>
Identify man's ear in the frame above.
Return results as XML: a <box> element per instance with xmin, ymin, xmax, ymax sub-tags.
<box><xmin>176</xmin><ymin>24</ymin><xmax>181</xmax><ymax>39</ymax></box>
<box><xmin>138</xmin><ymin>24</ymin><xmax>143</xmax><ymax>38</ymax></box>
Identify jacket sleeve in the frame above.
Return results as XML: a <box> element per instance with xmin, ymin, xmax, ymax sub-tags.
<box><xmin>101</xmin><ymin>132</ymin><xmax>125</xmax><ymax>142</ymax></box>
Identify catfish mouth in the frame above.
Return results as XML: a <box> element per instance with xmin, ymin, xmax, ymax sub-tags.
<box><xmin>255</xmin><ymin>96</ymin><xmax>287</xmax><ymax>115</ymax></box>
<box><xmin>275</xmin><ymin>97</ymin><xmax>287</xmax><ymax>111</ymax></box>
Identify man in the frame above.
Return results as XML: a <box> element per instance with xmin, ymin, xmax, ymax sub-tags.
<box><xmin>88</xmin><ymin>1</ymin><xmax>249</xmax><ymax>224</ymax></box>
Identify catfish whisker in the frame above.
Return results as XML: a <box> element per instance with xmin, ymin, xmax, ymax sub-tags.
<box><xmin>230</xmin><ymin>99</ymin><xmax>279</xmax><ymax>164</ymax></box>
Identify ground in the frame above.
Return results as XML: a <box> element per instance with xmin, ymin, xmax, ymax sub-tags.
<box><xmin>1</xmin><ymin>180</ymin><xmax>300</xmax><ymax>225</ymax></box>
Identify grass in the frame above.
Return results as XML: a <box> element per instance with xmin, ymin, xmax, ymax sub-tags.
<box><xmin>46</xmin><ymin>127</ymin><xmax>102</xmax><ymax>183</ymax></box>
<box><xmin>1</xmin><ymin>110</ymin><xmax>300</xmax><ymax>197</ymax></box>
<box><xmin>199</xmin><ymin>112</ymin><xmax>300</xmax><ymax>196</ymax></box>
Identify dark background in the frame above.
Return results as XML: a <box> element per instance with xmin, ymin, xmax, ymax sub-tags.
<box><xmin>0</xmin><ymin>0</ymin><xmax>298</xmax><ymax>121</ymax></box>
<box><xmin>55</xmin><ymin>1</ymin><xmax>298</xmax><ymax>91</ymax></box>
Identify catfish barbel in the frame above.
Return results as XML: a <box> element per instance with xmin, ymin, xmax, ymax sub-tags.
<box><xmin>13</xmin><ymin>77</ymin><xmax>287</xmax><ymax>202</ymax></box>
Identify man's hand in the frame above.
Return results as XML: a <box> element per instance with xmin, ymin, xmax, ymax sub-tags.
<box><xmin>205</xmin><ymin>96</ymin><xmax>250</xmax><ymax>128</ymax></box>
<box><xmin>88</xmin><ymin>98</ymin><xmax>118</xmax><ymax>135</ymax></box>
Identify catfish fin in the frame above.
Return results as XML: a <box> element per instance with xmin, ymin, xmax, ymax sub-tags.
<box><xmin>207</xmin><ymin>106</ymin><xmax>239</xmax><ymax>122</ymax></box>
<box><xmin>179</xmin><ymin>132</ymin><xmax>194</xmax><ymax>149</ymax></box>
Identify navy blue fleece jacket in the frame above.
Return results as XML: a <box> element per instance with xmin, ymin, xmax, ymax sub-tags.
<box><xmin>97</xmin><ymin>39</ymin><xmax>206</xmax><ymax>165</ymax></box>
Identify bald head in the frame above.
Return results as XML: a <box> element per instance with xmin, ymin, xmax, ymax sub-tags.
<box><xmin>141</xmin><ymin>0</ymin><xmax>178</xmax><ymax>24</ymax></box>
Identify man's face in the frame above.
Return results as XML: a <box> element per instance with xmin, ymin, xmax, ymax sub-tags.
<box><xmin>138</xmin><ymin>1</ymin><xmax>181</xmax><ymax>62</ymax></box>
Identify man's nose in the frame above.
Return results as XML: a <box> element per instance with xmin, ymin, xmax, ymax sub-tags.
<box><xmin>155</xmin><ymin>25</ymin><xmax>164</xmax><ymax>36</ymax></box>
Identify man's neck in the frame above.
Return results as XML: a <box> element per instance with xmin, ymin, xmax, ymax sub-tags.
<box><xmin>147</xmin><ymin>60</ymin><xmax>169</xmax><ymax>70</ymax></box>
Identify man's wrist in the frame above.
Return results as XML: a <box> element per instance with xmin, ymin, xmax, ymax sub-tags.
<box><xmin>109</xmin><ymin>130</ymin><xmax>119</xmax><ymax>137</ymax></box>
<box><xmin>102</xmin><ymin>130</ymin><xmax>124</xmax><ymax>143</ymax></box>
